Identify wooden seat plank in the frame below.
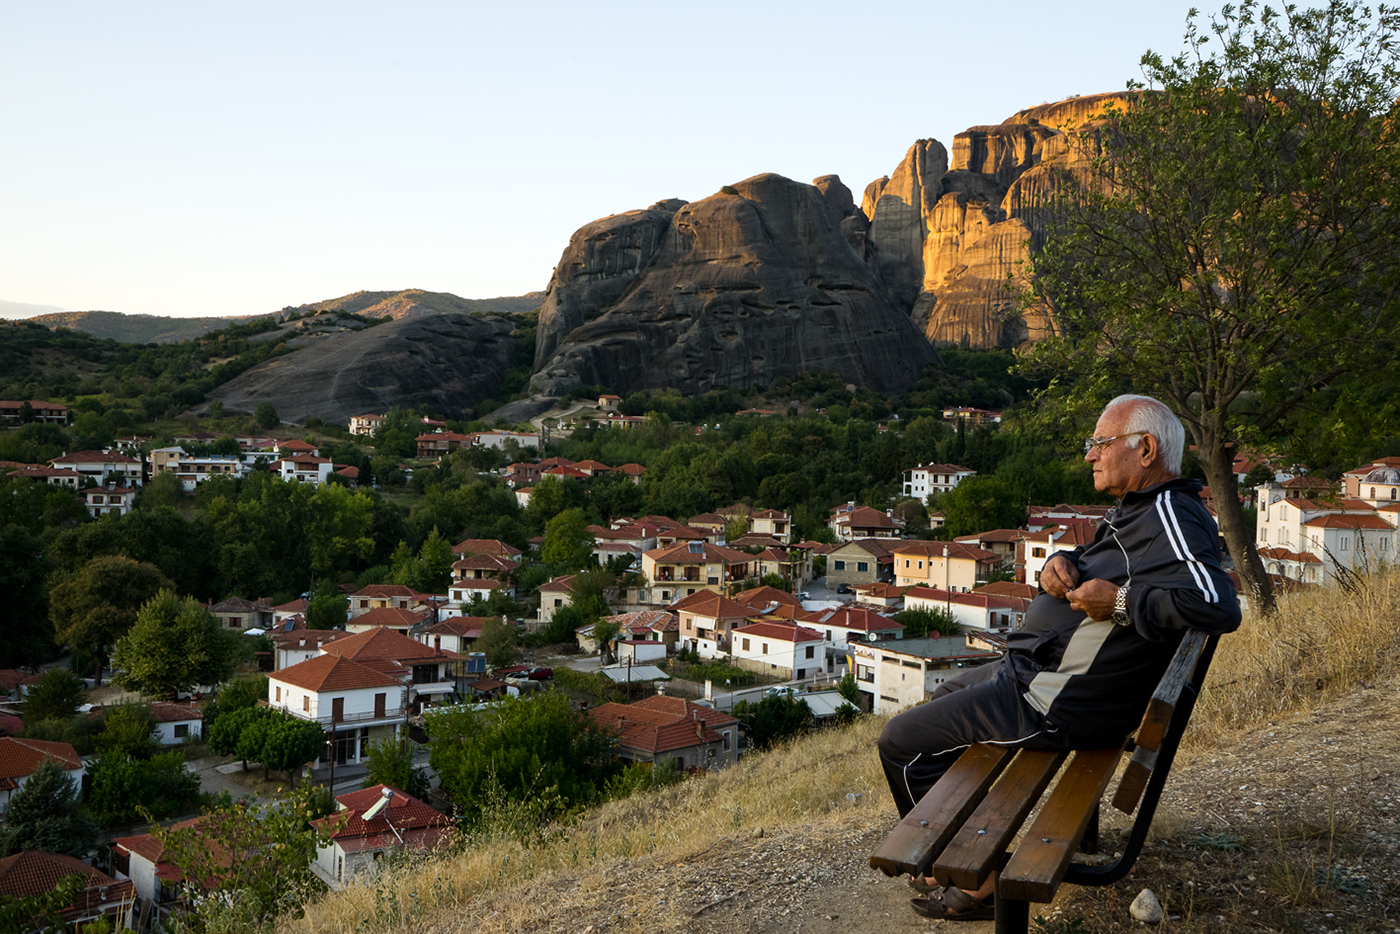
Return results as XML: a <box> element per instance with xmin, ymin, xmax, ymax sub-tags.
<box><xmin>999</xmin><ymin>746</ymin><xmax>1127</xmax><ymax>903</ymax></box>
<box><xmin>932</xmin><ymin>749</ymin><xmax>1067</xmax><ymax>890</ymax></box>
<box><xmin>869</xmin><ymin>744</ymin><xmax>1014</xmax><ymax>878</ymax></box>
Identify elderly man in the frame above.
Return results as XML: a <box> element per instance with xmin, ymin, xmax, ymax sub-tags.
<box><xmin>878</xmin><ymin>394</ymin><xmax>1241</xmax><ymax>921</ymax></box>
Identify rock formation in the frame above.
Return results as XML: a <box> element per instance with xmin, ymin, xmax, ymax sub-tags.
<box><xmin>859</xmin><ymin>93</ymin><xmax>1143</xmax><ymax>348</ymax></box>
<box><xmin>210</xmin><ymin>312</ymin><xmax>519</xmax><ymax>425</ymax></box>
<box><xmin>529</xmin><ymin>174</ymin><xmax>937</xmax><ymax>400</ymax></box>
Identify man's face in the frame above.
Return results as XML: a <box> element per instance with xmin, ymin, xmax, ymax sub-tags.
<box><xmin>1086</xmin><ymin>406</ymin><xmax>1149</xmax><ymax>499</ymax></box>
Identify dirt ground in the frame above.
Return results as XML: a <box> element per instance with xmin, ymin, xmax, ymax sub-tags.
<box><xmin>445</xmin><ymin>676</ymin><xmax>1400</xmax><ymax>934</ymax></box>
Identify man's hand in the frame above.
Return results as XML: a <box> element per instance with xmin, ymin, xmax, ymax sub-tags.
<box><xmin>1066</xmin><ymin>578</ymin><xmax>1120</xmax><ymax>622</ymax></box>
<box><xmin>1039</xmin><ymin>554</ymin><xmax>1080</xmax><ymax>599</ymax></box>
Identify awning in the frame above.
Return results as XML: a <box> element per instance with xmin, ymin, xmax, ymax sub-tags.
<box><xmin>411</xmin><ymin>682</ymin><xmax>457</xmax><ymax>694</ymax></box>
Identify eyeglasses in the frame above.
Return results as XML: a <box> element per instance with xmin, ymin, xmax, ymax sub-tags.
<box><xmin>1083</xmin><ymin>431</ymin><xmax>1146</xmax><ymax>454</ymax></box>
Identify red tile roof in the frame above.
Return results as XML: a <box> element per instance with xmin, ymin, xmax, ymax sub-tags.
<box><xmin>0</xmin><ymin>851</ymin><xmax>134</xmax><ymax>913</ymax></box>
<box><xmin>588</xmin><ymin>695</ymin><xmax>737</xmax><ymax>755</ymax></box>
<box><xmin>350</xmin><ymin>584</ymin><xmax>421</xmax><ymax>599</ymax></box>
<box><xmin>732</xmin><ymin>619</ymin><xmax>824</xmax><ymax>643</ymax></box>
<box><xmin>668</xmin><ymin>591</ymin><xmax>758</xmax><ymax>620</ymax></box>
<box><xmin>271</xmin><ymin>654</ymin><xmax>403</xmax><ymax>692</ymax></box>
<box><xmin>0</xmin><ymin>737</ymin><xmax>82</xmax><ymax>779</ymax></box>
<box><xmin>315</xmin><ymin>784</ymin><xmax>453</xmax><ymax>854</ymax></box>
<box><xmin>347</xmin><ymin>606</ymin><xmax>431</xmax><ymax>629</ymax></box>
<box><xmin>450</xmin><ymin>539</ymin><xmax>523</xmax><ymax>558</ymax></box>
<box><xmin>323</xmin><ymin>627</ymin><xmax>462</xmax><ymax>667</ymax></box>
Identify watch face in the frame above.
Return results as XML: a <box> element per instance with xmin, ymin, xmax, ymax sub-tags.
<box><xmin>1112</xmin><ymin>608</ymin><xmax>1130</xmax><ymax>626</ymax></box>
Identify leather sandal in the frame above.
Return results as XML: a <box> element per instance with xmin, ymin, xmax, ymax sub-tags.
<box><xmin>910</xmin><ymin>885</ymin><xmax>995</xmax><ymax>921</ymax></box>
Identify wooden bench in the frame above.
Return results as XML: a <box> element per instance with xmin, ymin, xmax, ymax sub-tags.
<box><xmin>870</xmin><ymin>629</ymin><xmax>1219</xmax><ymax>934</ymax></box>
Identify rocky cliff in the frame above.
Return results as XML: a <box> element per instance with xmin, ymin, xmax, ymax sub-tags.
<box><xmin>870</xmin><ymin>92</ymin><xmax>1143</xmax><ymax>348</ymax></box>
<box><xmin>209</xmin><ymin>312</ymin><xmax>519</xmax><ymax>425</ymax></box>
<box><xmin>530</xmin><ymin>174</ymin><xmax>937</xmax><ymax>399</ymax></box>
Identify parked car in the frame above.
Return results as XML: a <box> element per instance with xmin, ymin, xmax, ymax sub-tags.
<box><xmin>764</xmin><ymin>685</ymin><xmax>797</xmax><ymax>698</ymax></box>
<box><xmin>836</xmin><ymin>583</ymin><xmax>854</xmax><ymax>594</ymax></box>
<box><xmin>504</xmin><ymin>666</ymin><xmax>554</xmax><ymax>681</ymax></box>
<box><xmin>796</xmin><ymin>591</ymin><xmax>811</xmax><ymax>601</ymax></box>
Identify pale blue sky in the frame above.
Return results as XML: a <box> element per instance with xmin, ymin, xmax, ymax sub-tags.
<box><xmin>2</xmin><ymin>2</ymin><xmax>1197</xmax><ymax>319</ymax></box>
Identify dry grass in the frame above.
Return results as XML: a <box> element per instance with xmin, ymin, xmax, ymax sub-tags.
<box><xmin>279</xmin><ymin>568</ymin><xmax>1400</xmax><ymax>934</ymax></box>
<box><xmin>1184</xmin><ymin>566</ymin><xmax>1400</xmax><ymax>750</ymax></box>
<box><xmin>284</xmin><ymin>717</ymin><xmax>889</xmax><ymax>934</ymax></box>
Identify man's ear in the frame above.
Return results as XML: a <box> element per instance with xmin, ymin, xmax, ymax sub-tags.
<box><xmin>1140</xmin><ymin>434</ymin><xmax>1157</xmax><ymax>464</ymax></box>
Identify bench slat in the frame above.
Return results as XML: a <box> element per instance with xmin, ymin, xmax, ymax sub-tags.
<box><xmin>999</xmin><ymin>746</ymin><xmax>1125</xmax><ymax>903</ymax></box>
<box><xmin>932</xmin><ymin>749</ymin><xmax>1067</xmax><ymax>890</ymax></box>
<box><xmin>868</xmin><ymin>744</ymin><xmax>1014</xmax><ymax>878</ymax></box>
<box><xmin>1110</xmin><ymin>743</ymin><xmax>1158</xmax><ymax>815</ymax></box>
<box><xmin>1132</xmin><ymin>630</ymin><xmax>1207</xmax><ymax>753</ymax></box>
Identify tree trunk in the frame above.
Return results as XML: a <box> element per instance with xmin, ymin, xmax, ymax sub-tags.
<box><xmin>1198</xmin><ymin>443</ymin><xmax>1275</xmax><ymax>615</ymax></box>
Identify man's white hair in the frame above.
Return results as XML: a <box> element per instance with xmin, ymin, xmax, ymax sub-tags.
<box><xmin>1105</xmin><ymin>394</ymin><xmax>1184</xmax><ymax>476</ymax></box>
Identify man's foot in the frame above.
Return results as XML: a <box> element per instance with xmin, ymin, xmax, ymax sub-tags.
<box><xmin>909</xmin><ymin>886</ymin><xmax>995</xmax><ymax>921</ymax></box>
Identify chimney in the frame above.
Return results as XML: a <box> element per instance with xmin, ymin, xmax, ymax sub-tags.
<box><xmin>695</xmin><ymin>718</ymin><xmax>705</xmax><ymax>739</ymax></box>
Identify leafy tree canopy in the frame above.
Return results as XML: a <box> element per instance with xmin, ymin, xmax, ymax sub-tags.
<box><xmin>48</xmin><ymin>555</ymin><xmax>173</xmax><ymax>686</ymax></box>
<box><xmin>111</xmin><ymin>590</ymin><xmax>239</xmax><ymax>700</ymax></box>
<box><xmin>1021</xmin><ymin>0</ymin><xmax>1400</xmax><ymax>609</ymax></box>
<box><xmin>0</xmin><ymin>759</ymin><xmax>100</xmax><ymax>858</ymax></box>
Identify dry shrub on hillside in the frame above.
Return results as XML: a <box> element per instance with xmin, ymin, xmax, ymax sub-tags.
<box><xmin>1188</xmin><ymin>566</ymin><xmax>1400</xmax><ymax>748</ymax></box>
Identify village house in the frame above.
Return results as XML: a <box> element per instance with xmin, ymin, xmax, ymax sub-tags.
<box><xmin>890</xmin><ymin>541</ymin><xmax>1000</xmax><ymax>592</ymax></box>
<box><xmin>941</xmin><ymin>406</ymin><xmax>1002</xmax><ymax>427</ymax></box>
<box><xmin>597</xmin><ymin>394</ymin><xmax>622</xmax><ymax>411</ymax></box>
<box><xmin>901</xmin><ymin>463</ymin><xmax>976</xmax><ymax>504</ymax></box>
<box><xmin>451</xmin><ymin>538</ymin><xmax>524</xmax><ymax>564</ymax></box>
<box><xmin>903</xmin><ymin>586</ymin><xmax>1030</xmax><ymax>632</ymax></box>
<box><xmin>849</xmin><ymin>581</ymin><xmax>908</xmax><ymax>608</ymax></box>
<box><xmin>207</xmin><ymin>596</ymin><xmax>274</xmax><ymax>631</ymax></box>
<box><xmin>671</xmin><ymin>590</ymin><xmax>759</xmax><ymax>658</ymax></box>
<box><xmin>589</xmin><ymin>521</ymin><xmax>662</xmax><ymax>565</ymax></box>
<box><xmin>813</xmin><ymin>605</ymin><xmax>905</xmax><ymax>648</ymax></box>
<box><xmin>0</xmin><ymin>738</ymin><xmax>85</xmax><ymax>811</ymax></box>
<box><xmin>348</xmin><ymin>584</ymin><xmax>421</xmax><ymax>618</ymax></box>
<box><xmin>1019</xmin><ymin>524</ymin><xmax>1097</xmax><ymax>586</ymax></box>
<box><xmin>0</xmin><ymin>400</ymin><xmax>69</xmax><ymax>424</ymax></box>
<box><xmin>272</xmin><ymin>453</ymin><xmax>336</xmax><ymax>485</ymax></box>
<box><xmin>641</xmin><ymin>541</ymin><xmax>755</xmax><ymax>606</ymax></box>
<box><xmin>267</xmin><ymin>654</ymin><xmax>407</xmax><ymax>769</ymax></box>
<box><xmin>83</xmin><ymin>484</ymin><xmax>138</xmax><ymax>517</ymax></box>
<box><xmin>587</xmin><ymin>695</ymin><xmax>739</xmax><ymax>771</ymax></box>
<box><xmin>537</xmin><ymin>574</ymin><xmax>581</xmax><ymax>626</ymax></box>
<box><xmin>415</xmin><ymin>431</ymin><xmax>474</xmax><ymax>459</ymax></box>
<box><xmin>349</xmin><ymin>413</ymin><xmax>384</xmax><ymax>437</ymax></box>
<box><xmin>148</xmin><ymin>447</ymin><xmax>248</xmax><ymax>490</ymax></box>
<box><xmin>473</xmin><ymin>428</ymin><xmax>541</xmax><ymax>451</ymax></box>
<box><xmin>0</xmin><ymin>851</ymin><xmax>134</xmax><ymax>931</ymax></box>
<box><xmin>593</xmin><ymin>610</ymin><xmax>680</xmax><ymax>652</ymax></box>
<box><xmin>146</xmin><ymin>702</ymin><xmax>204</xmax><ymax>745</ymax></box>
<box><xmin>49</xmin><ymin>450</ymin><xmax>144</xmax><ymax>487</ymax></box>
<box><xmin>730</xmin><ymin>620</ymin><xmax>826</xmax><ymax>680</ymax></box>
<box><xmin>7</xmin><ymin>464</ymin><xmax>82</xmax><ymax>488</ymax></box>
<box><xmin>825</xmin><ymin>539</ymin><xmax>897</xmax><ymax>590</ymax></box>
<box><xmin>447</xmin><ymin>576</ymin><xmax>513</xmax><ymax>609</ymax></box>
<box><xmin>312</xmin><ymin>784</ymin><xmax>453</xmax><ymax>888</ymax></box>
<box><xmin>848</xmin><ymin>636</ymin><xmax>1000</xmax><ymax>716</ymax></box>
<box><xmin>953</xmin><ymin>529</ymin><xmax>1026</xmax><ymax>571</ymax></box>
<box><xmin>344</xmin><ymin>606</ymin><xmax>432</xmax><ymax>637</ymax></box>
<box><xmin>268</xmin><ymin>628</ymin><xmax>354</xmax><ymax>670</ymax></box>
<box><xmin>111</xmin><ymin>814</ymin><xmax>216</xmax><ymax>924</ymax></box>
<box><xmin>828</xmin><ymin>503</ymin><xmax>905</xmax><ymax>541</ymax></box>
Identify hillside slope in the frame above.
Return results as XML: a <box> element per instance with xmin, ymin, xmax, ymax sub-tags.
<box><xmin>287</xmin><ymin>677</ymin><xmax>1400</xmax><ymax>934</ymax></box>
<box><xmin>27</xmin><ymin>310</ymin><xmax>254</xmax><ymax>343</ymax></box>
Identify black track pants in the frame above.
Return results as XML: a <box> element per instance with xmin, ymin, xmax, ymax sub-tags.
<box><xmin>877</xmin><ymin>663</ymin><xmax>1065</xmax><ymax>818</ymax></box>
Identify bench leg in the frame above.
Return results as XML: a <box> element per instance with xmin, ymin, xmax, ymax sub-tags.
<box><xmin>1079</xmin><ymin>802</ymin><xmax>1100</xmax><ymax>856</ymax></box>
<box><xmin>994</xmin><ymin>884</ymin><xmax>1029</xmax><ymax>934</ymax></box>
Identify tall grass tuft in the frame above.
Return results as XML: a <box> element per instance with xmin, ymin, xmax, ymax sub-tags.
<box><xmin>1186</xmin><ymin>566</ymin><xmax>1400</xmax><ymax>749</ymax></box>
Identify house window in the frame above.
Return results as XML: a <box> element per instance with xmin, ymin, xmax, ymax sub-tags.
<box><xmin>303</xmin><ymin>695</ymin><xmax>310</xmax><ymax>712</ymax></box>
<box><xmin>1371</xmin><ymin>487</ymin><xmax>1377</xmax><ymax>499</ymax></box>
<box><xmin>833</xmin><ymin>560</ymin><xmax>845</xmax><ymax>571</ymax></box>
<box><xmin>374</xmin><ymin>693</ymin><xmax>386</xmax><ymax>717</ymax></box>
<box><xmin>553</xmin><ymin>599</ymin><xmax>562</xmax><ymax>607</ymax></box>
<box><xmin>662</xmin><ymin>591</ymin><xmax>671</xmax><ymax>601</ymax></box>
<box><xmin>857</xmin><ymin>664</ymin><xmax>874</xmax><ymax>683</ymax></box>
<box><xmin>857</xmin><ymin>562</ymin><xmax>868</xmax><ymax>573</ymax></box>
<box><xmin>228</xmin><ymin>616</ymin><xmax>241</xmax><ymax>629</ymax></box>
<box><xmin>904</xmin><ymin>559</ymin><xmax>910</xmax><ymax>568</ymax></box>
<box><xmin>708</xmin><ymin>576</ymin><xmax>719</xmax><ymax>585</ymax></box>
<box><xmin>805</xmin><ymin>646</ymin><xmax>815</xmax><ymax>659</ymax></box>
<box><xmin>359</xmin><ymin>600</ymin><xmax>368</xmax><ymax>608</ymax></box>
<box><xmin>1340</xmin><ymin>537</ymin><xmax>1350</xmax><ymax>551</ymax></box>
<box><xmin>275</xmin><ymin>686</ymin><xmax>281</xmax><ymax>702</ymax></box>
<box><xmin>174</xmin><ymin>724</ymin><xmax>189</xmax><ymax>738</ymax></box>
<box><xmin>1032</xmin><ymin>547</ymin><xmax>1046</xmax><ymax>558</ymax></box>
<box><xmin>762</xmin><ymin>643</ymin><xmax>769</xmax><ymax>653</ymax></box>
<box><xmin>332</xmin><ymin>697</ymin><xmax>345</xmax><ymax>720</ymax></box>
<box><xmin>742</xmin><ymin>638</ymin><xmax>750</xmax><ymax>651</ymax></box>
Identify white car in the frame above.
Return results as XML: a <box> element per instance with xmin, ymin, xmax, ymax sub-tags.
<box><xmin>764</xmin><ymin>685</ymin><xmax>798</xmax><ymax>698</ymax></box>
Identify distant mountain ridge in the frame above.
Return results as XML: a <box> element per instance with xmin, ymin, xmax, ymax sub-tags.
<box><xmin>22</xmin><ymin>289</ymin><xmax>543</xmax><ymax>344</ymax></box>
<box><xmin>294</xmin><ymin>289</ymin><xmax>543</xmax><ymax>320</ymax></box>
<box><xmin>27</xmin><ymin>310</ymin><xmax>256</xmax><ymax>344</ymax></box>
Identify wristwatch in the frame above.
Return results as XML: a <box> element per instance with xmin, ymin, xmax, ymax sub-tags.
<box><xmin>1112</xmin><ymin>584</ymin><xmax>1131</xmax><ymax>626</ymax></box>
